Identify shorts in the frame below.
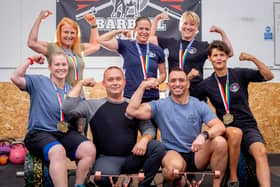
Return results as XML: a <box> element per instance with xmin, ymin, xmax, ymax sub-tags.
<box><xmin>240</xmin><ymin>126</ymin><xmax>264</xmax><ymax>153</ymax></box>
<box><xmin>180</xmin><ymin>152</ymin><xmax>198</xmax><ymax>172</ymax></box>
<box><xmin>24</xmin><ymin>129</ymin><xmax>89</xmax><ymax>162</ymax></box>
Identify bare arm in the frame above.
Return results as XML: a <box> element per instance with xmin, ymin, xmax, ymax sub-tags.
<box><xmin>67</xmin><ymin>78</ymin><xmax>96</xmax><ymax>97</ymax></box>
<box><xmin>149</xmin><ymin>13</ymin><xmax>168</xmax><ymax>45</ymax></box>
<box><xmin>191</xmin><ymin>118</ymin><xmax>225</xmax><ymax>152</ymax></box>
<box><xmin>97</xmin><ymin>30</ymin><xmax>129</xmax><ymax>52</ymax></box>
<box><xmin>126</xmin><ymin>79</ymin><xmax>159</xmax><ymax>120</ymax></box>
<box><xmin>10</xmin><ymin>54</ymin><xmax>45</xmax><ymax>90</ymax></box>
<box><xmin>83</xmin><ymin>14</ymin><xmax>100</xmax><ymax>56</ymax></box>
<box><xmin>239</xmin><ymin>52</ymin><xmax>274</xmax><ymax>81</ymax></box>
<box><xmin>27</xmin><ymin>10</ymin><xmax>51</xmax><ymax>55</ymax></box>
<box><xmin>157</xmin><ymin>63</ymin><xmax>166</xmax><ymax>84</ymax></box>
<box><xmin>209</xmin><ymin>25</ymin><xmax>234</xmax><ymax>57</ymax></box>
<box><xmin>205</xmin><ymin>118</ymin><xmax>226</xmax><ymax>138</ymax></box>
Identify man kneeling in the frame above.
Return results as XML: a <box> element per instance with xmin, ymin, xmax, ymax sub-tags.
<box><xmin>126</xmin><ymin>68</ymin><xmax>228</xmax><ymax>187</ymax></box>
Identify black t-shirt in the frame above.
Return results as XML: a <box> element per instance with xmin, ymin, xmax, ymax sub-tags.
<box><xmin>193</xmin><ymin>68</ymin><xmax>265</xmax><ymax>127</ymax></box>
<box><xmin>158</xmin><ymin>37</ymin><xmax>208</xmax><ymax>89</ymax></box>
<box><xmin>90</xmin><ymin>101</ymin><xmax>139</xmax><ymax>156</ymax></box>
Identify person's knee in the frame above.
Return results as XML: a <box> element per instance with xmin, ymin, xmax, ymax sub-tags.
<box><xmin>227</xmin><ymin>128</ymin><xmax>242</xmax><ymax>147</ymax></box>
<box><xmin>211</xmin><ymin>136</ymin><xmax>228</xmax><ymax>153</ymax></box>
<box><xmin>77</xmin><ymin>141</ymin><xmax>96</xmax><ymax>163</ymax></box>
<box><xmin>162</xmin><ymin>151</ymin><xmax>186</xmax><ymax>180</ymax></box>
<box><xmin>48</xmin><ymin>144</ymin><xmax>67</xmax><ymax>162</ymax></box>
<box><xmin>252</xmin><ymin>144</ymin><xmax>267</xmax><ymax>160</ymax></box>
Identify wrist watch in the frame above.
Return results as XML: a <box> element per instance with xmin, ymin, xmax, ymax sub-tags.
<box><xmin>201</xmin><ymin>131</ymin><xmax>209</xmax><ymax>140</ymax></box>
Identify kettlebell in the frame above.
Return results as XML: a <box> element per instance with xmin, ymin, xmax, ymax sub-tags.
<box><xmin>9</xmin><ymin>142</ymin><xmax>27</xmax><ymax>165</ymax></box>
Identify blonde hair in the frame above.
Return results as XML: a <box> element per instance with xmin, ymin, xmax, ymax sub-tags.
<box><xmin>56</xmin><ymin>17</ymin><xmax>81</xmax><ymax>56</ymax></box>
<box><xmin>179</xmin><ymin>11</ymin><xmax>200</xmax><ymax>32</ymax></box>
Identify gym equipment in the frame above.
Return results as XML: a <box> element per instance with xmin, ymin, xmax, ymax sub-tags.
<box><xmin>9</xmin><ymin>142</ymin><xmax>27</xmax><ymax>165</ymax></box>
<box><xmin>89</xmin><ymin>171</ymin><xmax>145</xmax><ymax>187</ymax></box>
<box><xmin>18</xmin><ymin>151</ymin><xmax>53</xmax><ymax>187</ymax></box>
<box><xmin>0</xmin><ymin>154</ymin><xmax>9</xmax><ymax>165</ymax></box>
<box><xmin>0</xmin><ymin>138</ymin><xmax>13</xmax><ymax>153</ymax></box>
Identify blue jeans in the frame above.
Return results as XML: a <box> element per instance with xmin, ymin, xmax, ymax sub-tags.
<box><xmin>93</xmin><ymin>140</ymin><xmax>164</xmax><ymax>187</ymax></box>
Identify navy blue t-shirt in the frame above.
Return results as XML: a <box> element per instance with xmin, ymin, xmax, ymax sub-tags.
<box><xmin>118</xmin><ymin>39</ymin><xmax>165</xmax><ymax>99</ymax></box>
<box><xmin>158</xmin><ymin>37</ymin><xmax>208</xmax><ymax>95</ymax></box>
<box><xmin>193</xmin><ymin>68</ymin><xmax>265</xmax><ymax>127</ymax></box>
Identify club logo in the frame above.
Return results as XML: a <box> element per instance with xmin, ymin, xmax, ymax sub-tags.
<box><xmin>230</xmin><ymin>83</ymin><xmax>240</xmax><ymax>92</ymax></box>
<box><xmin>74</xmin><ymin>0</ymin><xmax>185</xmax><ymax>31</ymax></box>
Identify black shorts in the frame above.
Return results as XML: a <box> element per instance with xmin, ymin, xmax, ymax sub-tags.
<box><xmin>240</xmin><ymin>126</ymin><xmax>264</xmax><ymax>153</ymax></box>
<box><xmin>180</xmin><ymin>152</ymin><xmax>198</xmax><ymax>172</ymax></box>
<box><xmin>24</xmin><ymin>130</ymin><xmax>89</xmax><ymax>162</ymax></box>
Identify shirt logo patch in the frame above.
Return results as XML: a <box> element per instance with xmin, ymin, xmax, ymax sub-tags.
<box><xmin>150</xmin><ymin>51</ymin><xmax>156</xmax><ymax>58</ymax></box>
<box><xmin>230</xmin><ymin>83</ymin><xmax>240</xmax><ymax>92</ymax></box>
<box><xmin>189</xmin><ymin>47</ymin><xmax>197</xmax><ymax>54</ymax></box>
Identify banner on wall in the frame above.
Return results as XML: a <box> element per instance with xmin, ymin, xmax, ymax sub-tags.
<box><xmin>56</xmin><ymin>0</ymin><xmax>201</xmax><ymax>56</ymax></box>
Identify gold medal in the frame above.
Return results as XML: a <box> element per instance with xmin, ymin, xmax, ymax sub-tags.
<box><xmin>223</xmin><ymin>113</ymin><xmax>234</xmax><ymax>125</ymax></box>
<box><xmin>57</xmin><ymin>121</ymin><xmax>69</xmax><ymax>133</ymax></box>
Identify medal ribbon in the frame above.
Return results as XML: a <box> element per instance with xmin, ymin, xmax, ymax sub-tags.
<box><xmin>64</xmin><ymin>49</ymin><xmax>79</xmax><ymax>80</ymax></box>
<box><xmin>52</xmin><ymin>82</ymin><xmax>68</xmax><ymax>122</ymax></box>
<box><xmin>214</xmin><ymin>72</ymin><xmax>230</xmax><ymax>114</ymax></box>
<box><xmin>179</xmin><ymin>39</ymin><xmax>194</xmax><ymax>69</ymax></box>
<box><xmin>136</xmin><ymin>42</ymin><xmax>149</xmax><ymax>80</ymax></box>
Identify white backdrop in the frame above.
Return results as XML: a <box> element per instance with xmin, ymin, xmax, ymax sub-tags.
<box><xmin>0</xmin><ymin>0</ymin><xmax>279</xmax><ymax>82</ymax></box>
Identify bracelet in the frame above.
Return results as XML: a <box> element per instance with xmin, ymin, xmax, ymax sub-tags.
<box><xmin>201</xmin><ymin>131</ymin><xmax>209</xmax><ymax>140</ymax></box>
<box><xmin>91</xmin><ymin>24</ymin><xmax>97</xmax><ymax>29</ymax></box>
<box><xmin>27</xmin><ymin>57</ymin><xmax>34</xmax><ymax>65</ymax></box>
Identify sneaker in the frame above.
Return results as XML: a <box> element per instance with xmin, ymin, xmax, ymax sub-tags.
<box><xmin>227</xmin><ymin>181</ymin><xmax>239</xmax><ymax>187</ymax></box>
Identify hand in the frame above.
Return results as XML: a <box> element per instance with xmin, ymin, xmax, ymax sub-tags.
<box><xmin>31</xmin><ymin>54</ymin><xmax>45</xmax><ymax>64</ymax></box>
<box><xmin>191</xmin><ymin>134</ymin><xmax>205</xmax><ymax>152</ymax></box>
<box><xmin>239</xmin><ymin>52</ymin><xmax>255</xmax><ymax>61</ymax></box>
<box><xmin>155</xmin><ymin>13</ymin><xmax>169</xmax><ymax>21</ymax></box>
<box><xmin>209</xmin><ymin>25</ymin><xmax>224</xmax><ymax>34</ymax></box>
<box><xmin>121</xmin><ymin>30</ymin><xmax>133</xmax><ymax>38</ymax></box>
<box><xmin>84</xmin><ymin>13</ymin><xmax>96</xmax><ymax>26</ymax></box>
<box><xmin>39</xmin><ymin>10</ymin><xmax>52</xmax><ymax>20</ymax></box>
<box><xmin>187</xmin><ymin>68</ymin><xmax>200</xmax><ymax>80</ymax></box>
<box><xmin>142</xmin><ymin>78</ymin><xmax>159</xmax><ymax>90</ymax></box>
<box><xmin>81</xmin><ymin>77</ymin><xmax>96</xmax><ymax>87</ymax></box>
<box><xmin>132</xmin><ymin>139</ymin><xmax>148</xmax><ymax>156</ymax></box>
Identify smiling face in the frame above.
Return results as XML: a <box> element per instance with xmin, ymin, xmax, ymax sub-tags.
<box><xmin>103</xmin><ymin>67</ymin><xmax>126</xmax><ymax>98</ymax></box>
<box><xmin>208</xmin><ymin>48</ymin><xmax>229</xmax><ymax>71</ymax></box>
<box><xmin>48</xmin><ymin>53</ymin><xmax>68</xmax><ymax>81</ymax></box>
<box><xmin>60</xmin><ymin>24</ymin><xmax>77</xmax><ymax>49</ymax></box>
<box><xmin>168</xmin><ymin>69</ymin><xmax>189</xmax><ymax>97</ymax></box>
<box><xmin>207</xmin><ymin>41</ymin><xmax>231</xmax><ymax>72</ymax></box>
<box><xmin>134</xmin><ymin>18</ymin><xmax>151</xmax><ymax>44</ymax></box>
<box><xmin>179</xmin><ymin>11</ymin><xmax>200</xmax><ymax>41</ymax></box>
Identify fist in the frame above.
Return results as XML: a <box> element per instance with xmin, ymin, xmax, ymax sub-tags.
<box><xmin>187</xmin><ymin>68</ymin><xmax>200</xmax><ymax>80</ymax></box>
<box><xmin>40</xmin><ymin>10</ymin><xmax>52</xmax><ymax>20</ymax></box>
<box><xmin>84</xmin><ymin>14</ymin><xmax>96</xmax><ymax>25</ymax></box>
<box><xmin>82</xmin><ymin>77</ymin><xmax>96</xmax><ymax>87</ymax></box>
<box><xmin>239</xmin><ymin>52</ymin><xmax>254</xmax><ymax>61</ymax></box>
<box><xmin>31</xmin><ymin>54</ymin><xmax>45</xmax><ymax>64</ymax></box>
<box><xmin>155</xmin><ymin>13</ymin><xmax>169</xmax><ymax>21</ymax></box>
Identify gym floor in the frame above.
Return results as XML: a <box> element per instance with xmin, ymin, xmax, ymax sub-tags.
<box><xmin>0</xmin><ymin>154</ymin><xmax>280</xmax><ymax>187</ymax></box>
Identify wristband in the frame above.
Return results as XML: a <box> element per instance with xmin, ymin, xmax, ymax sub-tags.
<box><xmin>91</xmin><ymin>24</ymin><xmax>97</xmax><ymax>29</ymax></box>
<box><xmin>201</xmin><ymin>131</ymin><xmax>209</xmax><ymax>140</ymax></box>
<box><xmin>27</xmin><ymin>57</ymin><xmax>34</xmax><ymax>65</ymax></box>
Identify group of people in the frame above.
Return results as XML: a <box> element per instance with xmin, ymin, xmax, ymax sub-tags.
<box><xmin>10</xmin><ymin>9</ymin><xmax>274</xmax><ymax>187</ymax></box>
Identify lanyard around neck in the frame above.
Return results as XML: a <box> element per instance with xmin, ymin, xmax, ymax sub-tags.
<box><xmin>64</xmin><ymin>49</ymin><xmax>79</xmax><ymax>81</ymax></box>
<box><xmin>51</xmin><ymin>81</ymin><xmax>68</xmax><ymax>121</ymax></box>
<box><xmin>214</xmin><ymin>72</ymin><xmax>230</xmax><ymax>114</ymax></box>
<box><xmin>135</xmin><ymin>42</ymin><xmax>150</xmax><ymax>80</ymax></box>
<box><xmin>179</xmin><ymin>39</ymin><xmax>194</xmax><ymax>69</ymax></box>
